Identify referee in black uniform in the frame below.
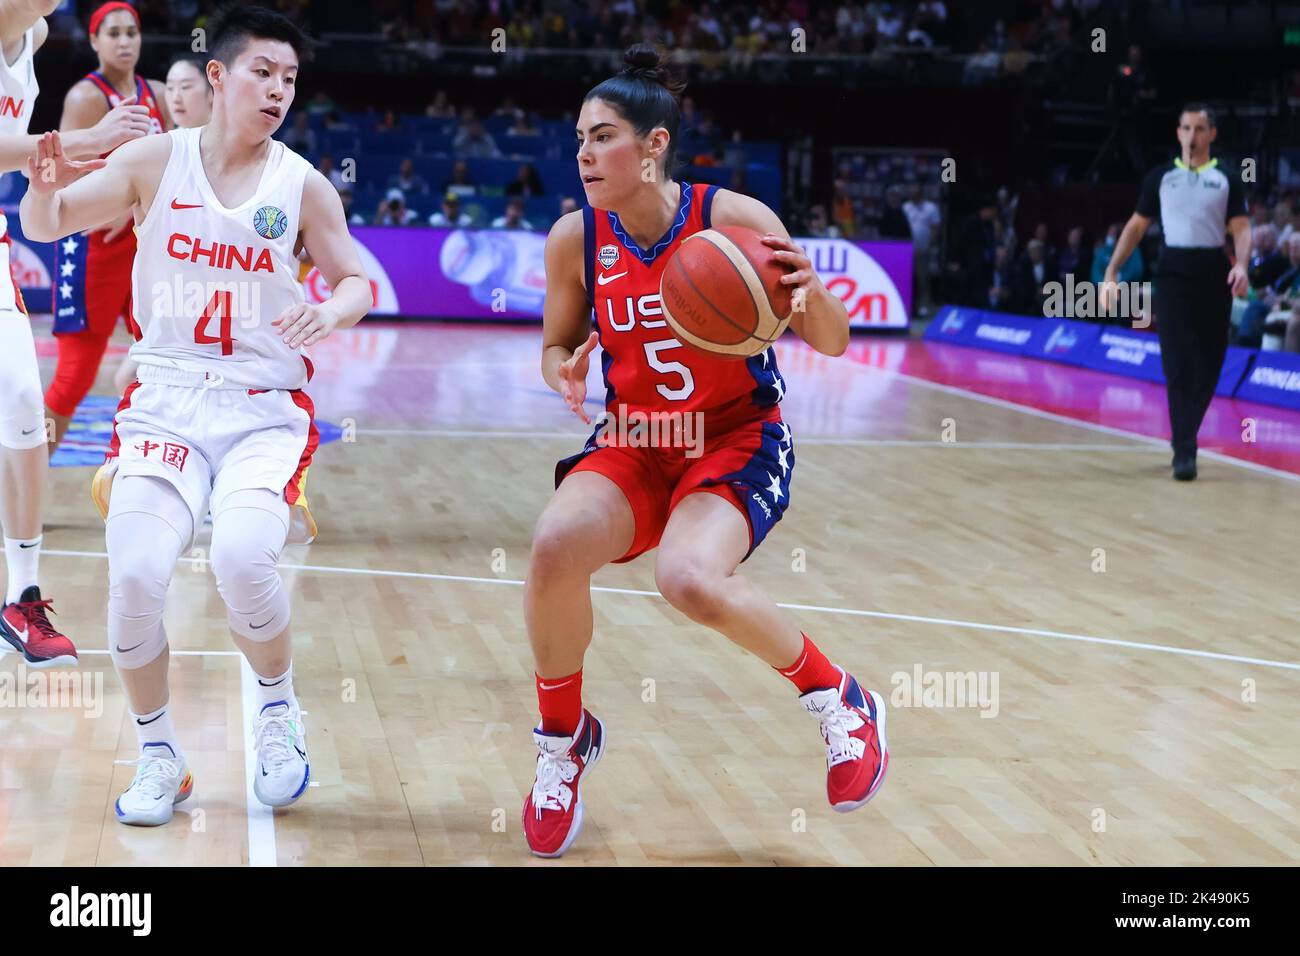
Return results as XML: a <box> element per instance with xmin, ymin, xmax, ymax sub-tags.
<box><xmin>1102</xmin><ymin>104</ymin><xmax>1250</xmax><ymax>481</ymax></box>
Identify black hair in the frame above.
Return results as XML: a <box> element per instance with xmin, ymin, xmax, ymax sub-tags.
<box><xmin>583</xmin><ymin>43</ymin><xmax>686</xmax><ymax>172</ymax></box>
<box><xmin>168</xmin><ymin>53</ymin><xmax>211</xmax><ymax>85</ymax></box>
<box><xmin>208</xmin><ymin>4</ymin><xmax>311</xmax><ymax>66</ymax></box>
<box><xmin>1180</xmin><ymin>102</ymin><xmax>1216</xmax><ymax>127</ymax></box>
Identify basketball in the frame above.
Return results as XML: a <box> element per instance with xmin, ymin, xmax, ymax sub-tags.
<box><xmin>660</xmin><ymin>225</ymin><xmax>795</xmax><ymax>358</ymax></box>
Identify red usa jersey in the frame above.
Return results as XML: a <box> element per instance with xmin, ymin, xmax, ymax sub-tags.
<box><xmin>583</xmin><ymin>182</ymin><xmax>785</xmax><ymax>419</ymax></box>
<box><xmin>82</xmin><ymin>71</ymin><xmax>166</xmax><ymax>156</ymax></box>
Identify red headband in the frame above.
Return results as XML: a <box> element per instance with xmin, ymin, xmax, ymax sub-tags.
<box><xmin>89</xmin><ymin>2</ymin><xmax>140</xmax><ymax>38</ymax></box>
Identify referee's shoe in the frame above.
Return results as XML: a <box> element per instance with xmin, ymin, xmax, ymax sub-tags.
<box><xmin>1172</xmin><ymin>451</ymin><xmax>1197</xmax><ymax>481</ymax></box>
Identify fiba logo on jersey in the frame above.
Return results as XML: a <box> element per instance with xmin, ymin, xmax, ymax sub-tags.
<box><xmin>597</xmin><ymin>243</ymin><xmax>620</xmax><ymax>270</ymax></box>
<box><xmin>253</xmin><ymin>205</ymin><xmax>289</xmax><ymax>241</ymax></box>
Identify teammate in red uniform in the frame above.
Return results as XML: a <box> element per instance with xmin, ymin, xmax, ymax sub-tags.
<box><xmin>43</xmin><ymin>0</ymin><xmax>168</xmax><ymax>450</ymax></box>
<box><xmin>521</xmin><ymin>45</ymin><xmax>889</xmax><ymax>857</ymax></box>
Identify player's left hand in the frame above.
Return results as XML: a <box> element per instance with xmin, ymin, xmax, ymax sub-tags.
<box><xmin>760</xmin><ymin>234</ymin><xmax>825</xmax><ymax>312</ymax></box>
<box><xmin>1227</xmin><ymin>263</ymin><xmax>1249</xmax><ymax>298</ymax></box>
<box><xmin>273</xmin><ymin>302</ymin><xmax>339</xmax><ymax>348</ymax></box>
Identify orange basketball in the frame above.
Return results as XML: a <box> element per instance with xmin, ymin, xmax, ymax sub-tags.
<box><xmin>659</xmin><ymin>226</ymin><xmax>795</xmax><ymax>359</ymax></box>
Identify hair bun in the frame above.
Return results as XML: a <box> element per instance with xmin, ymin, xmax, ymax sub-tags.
<box><xmin>620</xmin><ymin>43</ymin><xmax>686</xmax><ymax>96</ymax></box>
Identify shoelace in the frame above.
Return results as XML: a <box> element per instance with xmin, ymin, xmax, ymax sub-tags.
<box><xmin>255</xmin><ymin>711</ymin><xmax>303</xmax><ymax>773</ymax></box>
<box><xmin>817</xmin><ymin>703</ymin><xmax>867</xmax><ymax>768</ymax></box>
<box><xmin>17</xmin><ymin>599</ymin><xmax>60</xmax><ymax>641</ymax></box>
<box><xmin>531</xmin><ymin>749</ymin><xmax>578</xmax><ymax>816</ymax></box>
<box><xmin>114</xmin><ymin>754</ymin><xmax>181</xmax><ymax>798</ymax></box>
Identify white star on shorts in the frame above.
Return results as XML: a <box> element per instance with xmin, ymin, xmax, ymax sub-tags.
<box><xmin>61</xmin><ymin>237</ymin><xmax>78</xmax><ymax>256</ymax></box>
<box><xmin>765</xmin><ymin>471</ymin><xmax>784</xmax><ymax>502</ymax></box>
<box><xmin>60</xmin><ymin>260</ymin><xmax>75</xmax><ymax>277</ymax></box>
<box><xmin>778</xmin><ymin>422</ymin><xmax>793</xmax><ymax>446</ymax></box>
<box><xmin>59</xmin><ymin>281</ymin><xmax>72</xmax><ymax>299</ymax></box>
<box><xmin>777</xmin><ymin>445</ymin><xmax>790</xmax><ymax>475</ymax></box>
<box><xmin>771</xmin><ymin>375</ymin><xmax>785</xmax><ymax>401</ymax></box>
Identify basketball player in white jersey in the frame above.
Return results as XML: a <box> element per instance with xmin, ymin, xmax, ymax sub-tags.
<box><xmin>0</xmin><ymin>0</ymin><xmax>151</xmax><ymax>668</ymax></box>
<box><xmin>113</xmin><ymin>53</ymin><xmax>214</xmax><ymax>395</ymax></box>
<box><xmin>20</xmin><ymin>6</ymin><xmax>371</xmax><ymax>825</ymax></box>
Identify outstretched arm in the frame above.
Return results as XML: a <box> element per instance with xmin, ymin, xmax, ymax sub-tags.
<box><xmin>274</xmin><ymin>170</ymin><xmax>371</xmax><ymax>347</ymax></box>
<box><xmin>17</xmin><ymin>130</ymin><xmax>148</xmax><ymax>240</ymax></box>
<box><xmin>710</xmin><ymin>188</ymin><xmax>849</xmax><ymax>356</ymax></box>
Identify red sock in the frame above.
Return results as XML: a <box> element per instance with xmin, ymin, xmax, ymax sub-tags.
<box><xmin>776</xmin><ymin>634</ymin><xmax>843</xmax><ymax>694</ymax></box>
<box><xmin>536</xmin><ymin>669</ymin><xmax>583</xmax><ymax>736</ymax></box>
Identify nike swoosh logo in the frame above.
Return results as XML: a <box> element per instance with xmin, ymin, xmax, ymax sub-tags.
<box><xmin>538</xmin><ymin>679</ymin><xmax>575</xmax><ymax>690</ymax></box>
<box><xmin>295</xmin><ymin>746</ymin><xmax>307</xmax><ymax>760</ymax></box>
<box><xmin>249</xmin><ymin>618</ymin><xmax>273</xmax><ymax>630</ymax></box>
<box><xmin>18</xmin><ymin>541</ymin><xmax>38</xmax><ymax>548</ymax></box>
<box><xmin>20</xmin><ymin>427</ymin><xmax>37</xmax><ymax>436</ymax></box>
<box><xmin>10</xmin><ymin>622</ymin><xmax>29</xmax><ymax>644</ymax></box>
<box><xmin>117</xmin><ymin>641</ymin><xmax>145</xmax><ymax>653</ymax></box>
<box><xmin>596</xmin><ymin>270</ymin><xmax>627</xmax><ymax>286</ymax></box>
<box><xmin>171</xmin><ymin>199</ymin><xmax>202</xmax><ymax>209</ymax></box>
<box><xmin>136</xmin><ymin>711</ymin><xmax>164</xmax><ymax>725</ymax></box>
<box><xmin>257</xmin><ymin>676</ymin><xmax>286</xmax><ymax>686</ymax></box>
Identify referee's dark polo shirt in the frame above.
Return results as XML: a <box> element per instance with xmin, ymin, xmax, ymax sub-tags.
<box><xmin>1135</xmin><ymin>157</ymin><xmax>1248</xmax><ymax>272</ymax></box>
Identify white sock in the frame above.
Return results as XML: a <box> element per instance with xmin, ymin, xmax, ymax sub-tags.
<box><xmin>255</xmin><ymin>662</ymin><xmax>296</xmax><ymax>710</ymax></box>
<box><xmin>4</xmin><ymin>535</ymin><xmax>41</xmax><ymax>604</ymax></box>
<box><xmin>131</xmin><ymin>703</ymin><xmax>183</xmax><ymax>758</ymax></box>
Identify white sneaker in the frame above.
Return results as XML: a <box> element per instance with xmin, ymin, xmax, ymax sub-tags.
<box><xmin>252</xmin><ymin>700</ymin><xmax>310</xmax><ymax>808</ymax></box>
<box><xmin>114</xmin><ymin>743</ymin><xmax>193</xmax><ymax>826</ymax></box>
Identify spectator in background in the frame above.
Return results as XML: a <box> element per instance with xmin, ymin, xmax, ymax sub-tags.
<box><xmin>1237</xmin><ymin>230</ymin><xmax>1300</xmax><ymax>347</ymax></box>
<box><xmin>1109</xmin><ymin>44</ymin><xmax>1156</xmax><ymax>177</ymax></box>
<box><xmin>389</xmin><ymin>158</ymin><xmax>430</xmax><ymax>198</ymax></box>
<box><xmin>505</xmin><ymin>163</ymin><xmax>545</xmax><ymax>198</ymax></box>
<box><xmin>442</xmin><ymin>160</ymin><xmax>478</xmax><ymax>198</ymax></box>
<box><xmin>284</xmin><ymin>113</ymin><xmax>316</xmax><ymax>155</ymax></box>
<box><xmin>494</xmin><ymin>96</ymin><xmax>519</xmax><ymax>117</ymax></box>
<box><xmin>429</xmin><ymin>192</ymin><xmax>473</xmax><ymax>228</ymax></box>
<box><xmin>1031</xmin><ymin>223</ymin><xmax>1058</xmax><ymax>280</ymax></box>
<box><xmin>375</xmin><ymin>110</ymin><xmax>401</xmax><ymax>133</ymax></box>
<box><xmin>878</xmin><ymin>187</ymin><xmax>912</xmax><ymax>240</ymax></box>
<box><xmin>557</xmin><ymin>196</ymin><xmax>579</xmax><ymax>218</ymax></box>
<box><xmin>953</xmin><ymin>200</ymin><xmax>999</xmax><ymax>306</ymax></box>
<box><xmin>338</xmin><ymin>187</ymin><xmax>366</xmax><ymax>226</ymax></box>
<box><xmin>832</xmin><ymin>180</ymin><xmax>856</xmax><ymax>238</ymax></box>
<box><xmin>1248</xmin><ymin>223</ymin><xmax>1288</xmax><ymax>291</ymax></box>
<box><xmin>988</xmin><ymin>244</ymin><xmax>1014</xmax><ymax>309</ymax></box>
<box><xmin>806</xmin><ymin>204</ymin><xmax>841</xmax><ymax>238</ymax></box>
<box><xmin>963</xmin><ymin>41</ymin><xmax>1001</xmax><ymax>85</ymax></box>
<box><xmin>729</xmin><ymin>166</ymin><xmax>750</xmax><ymax>196</ymax></box>
<box><xmin>1013</xmin><ymin>239</ymin><xmax>1051</xmax><ymax>314</ymax></box>
<box><xmin>317</xmin><ymin>155</ymin><xmax>349</xmax><ymax>193</ymax></box>
<box><xmin>903</xmin><ymin>184</ymin><xmax>941</xmax><ymax>315</ymax></box>
<box><xmin>492</xmin><ymin>197</ymin><xmax>535</xmax><ymax>230</ymax></box>
<box><xmin>425</xmin><ymin>89</ymin><xmax>455</xmax><ymax>118</ymax></box>
<box><xmin>306</xmin><ymin>90</ymin><xmax>334</xmax><ymax>116</ymax></box>
<box><xmin>374</xmin><ymin>188</ymin><xmax>420</xmax><ymax>226</ymax></box>
<box><xmin>507</xmin><ymin>110</ymin><xmax>540</xmax><ymax>136</ymax></box>
<box><xmin>324</xmin><ymin>109</ymin><xmax>352</xmax><ymax>131</ymax></box>
<box><xmin>454</xmin><ymin>118</ymin><xmax>502</xmax><ymax>158</ymax></box>
<box><xmin>1057</xmin><ymin>226</ymin><xmax>1087</xmax><ymax>285</ymax></box>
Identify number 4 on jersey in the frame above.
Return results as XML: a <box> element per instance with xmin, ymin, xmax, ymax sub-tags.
<box><xmin>194</xmin><ymin>290</ymin><xmax>235</xmax><ymax>356</ymax></box>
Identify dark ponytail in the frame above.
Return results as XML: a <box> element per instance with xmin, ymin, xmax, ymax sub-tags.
<box><xmin>584</xmin><ymin>43</ymin><xmax>686</xmax><ymax>172</ymax></box>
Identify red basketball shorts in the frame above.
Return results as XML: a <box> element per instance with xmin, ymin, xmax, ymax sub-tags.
<box><xmin>555</xmin><ymin>404</ymin><xmax>795</xmax><ymax>563</ymax></box>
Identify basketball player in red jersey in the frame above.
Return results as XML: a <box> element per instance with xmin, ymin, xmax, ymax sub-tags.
<box><xmin>0</xmin><ymin>0</ymin><xmax>151</xmax><ymax>668</ymax></box>
<box><xmin>522</xmin><ymin>44</ymin><xmax>888</xmax><ymax>857</ymax></box>
<box><xmin>43</xmin><ymin>0</ymin><xmax>169</xmax><ymax>450</ymax></box>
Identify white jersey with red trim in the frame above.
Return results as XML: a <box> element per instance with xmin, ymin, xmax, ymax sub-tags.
<box><xmin>0</xmin><ymin>26</ymin><xmax>38</xmax><ymax>312</ymax></box>
<box><xmin>129</xmin><ymin>125</ymin><xmax>314</xmax><ymax>389</ymax></box>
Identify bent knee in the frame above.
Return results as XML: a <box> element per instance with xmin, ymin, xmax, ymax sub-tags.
<box><xmin>655</xmin><ymin>560</ymin><xmax>729</xmax><ymax>623</ymax></box>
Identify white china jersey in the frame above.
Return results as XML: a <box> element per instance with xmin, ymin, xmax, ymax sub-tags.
<box><xmin>0</xmin><ymin>26</ymin><xmax>38</xmax><ymax>311</ymax></box>
<box><xmin>130</xmin><ymin>125</ymin><xmax>314</xmax><ymax>388</ymax></box>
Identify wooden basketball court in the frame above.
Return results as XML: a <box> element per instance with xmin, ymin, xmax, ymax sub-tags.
<box><xmin>3</xmin><ymin>318</ymin><xmax>1298</xmax><ymax>866</ymax></box>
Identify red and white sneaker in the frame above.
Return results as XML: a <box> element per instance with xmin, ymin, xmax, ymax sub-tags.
<box><xmin>0</xmin><ymin>586</ymin><xmax>78</xmax><ymax>669</ymax></box>
<box><xmin>522</xmin><ymin>709</ymin><xmax>606</xmax><ymax>858</ymax></box>
<box><xmin>800</xmin><ymin>669</ymin><xmax>888</xmax><ymax>812</ymax></box>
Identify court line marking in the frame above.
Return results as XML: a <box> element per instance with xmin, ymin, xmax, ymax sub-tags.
<box><xmin>356</xmin><ymin>428</ymin><xmax>1162</xmax><ymax>452</ymax></box>
<box><xmin>240</xmin><ymin>657</ymin><xmax>278</xmax><ymax>867</ymax></box>
<box><xmin>879</xmin><ymin>365</ymin><xmax>1300</xmax><ymax>484</ymax></box>
<box><xmin>44</xmin><ymin>549</ymin><xmax>1300</xmax><ymax>672</ymax></box>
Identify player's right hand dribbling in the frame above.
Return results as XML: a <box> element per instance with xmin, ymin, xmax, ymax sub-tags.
<box><xmin>90</xmin><ymin>95</ymin><xmax>153</xmax><ymax>154</ymax></box>
<box><xmin>25</xmin><ymin>131</ymin><xmax>106</xmax><ymax>193</ymax></box>
<box><xmin>557</xmin><ymin>330</ymin><xmax>598</xmax><ymax>424</ymax></box>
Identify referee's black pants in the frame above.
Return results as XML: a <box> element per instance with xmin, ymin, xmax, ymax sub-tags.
<box><xmin>1154</xmin><ymin>249</ymin><xmax>1232</xmax><ymax>459</ymax></box>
